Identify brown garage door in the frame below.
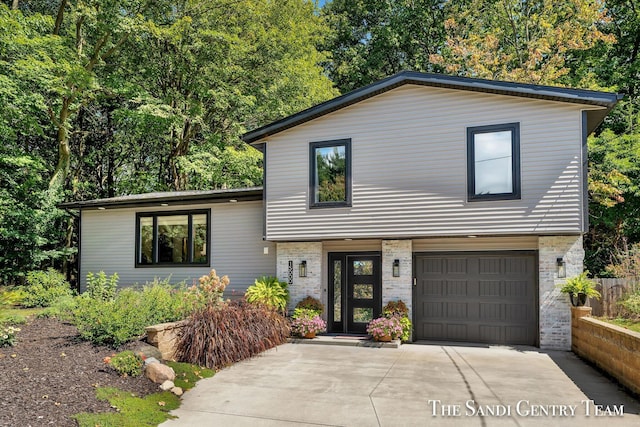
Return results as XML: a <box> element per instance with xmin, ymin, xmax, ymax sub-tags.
<box><xmin>414</xmin><ymin>252</ymin><xmax>537</xmax><ymax>345</ymax></box>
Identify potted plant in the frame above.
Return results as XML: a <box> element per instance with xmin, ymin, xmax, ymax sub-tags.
<box><xmin>366</xmin><ymin>316</ymin><xmax>403</xmax><ymax>342</ymax></box>
<box><xmin>559</xmin><ymin>272</ymin><xmax>601</xmax><ymax>307</ymax></box>
<box><xmin>290</xmin><ymin>308</ymin><xmax>326</xmax><ymax>338</ymax></box>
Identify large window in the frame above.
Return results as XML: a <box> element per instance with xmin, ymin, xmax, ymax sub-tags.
<box><xmin>136</xmin><ymin>210</ymin><xmax>210</xmax><ymax>266</ymax></box>
<box><xmin>309</xmin><ymin>139</ymin><xmax>352</xmax><ymax>208</ymax></box>
<box><xmin>467</xmin><ymin>123</ymin><xmax>521</xmax><ymax>201</ymax></box>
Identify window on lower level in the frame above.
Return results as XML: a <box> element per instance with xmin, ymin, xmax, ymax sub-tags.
<box><xmin>309</xmin><ymin>139</ymin><xmax>352</xmax><ymax>208</ymax></box>
<box><xmin>467</xmin><ymin>123</ymin><xmax>521</xmax><ymax>201</ymax></box>
<box><xmin>136</xmin><ymin>210</ymin><xmax>210</xmax><ymax>266</ymax></box>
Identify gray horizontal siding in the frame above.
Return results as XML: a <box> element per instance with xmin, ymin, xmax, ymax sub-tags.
<box><xmin>412</xmin><ymin>236</ymin><xmax>539</xmax><ymax>252</ymax></box>
<box><xmin>263</xmin><ymin>85</ymin><xmax>595</xmax><ymax>240</ymax></box>
<box><xmin>80</xmin><ymin>201</ymin><xmax>275</xmax><ymax>294</ymax></box>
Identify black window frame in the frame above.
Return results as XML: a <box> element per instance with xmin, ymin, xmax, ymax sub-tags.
<box><xmin>135</xmin><ymin>209</ymin><xmax>211</xmax><ymax>267</ymax></box>
<box><xmin>309</xmin><ymin>138</ymin><xmax>352</xmax><ymax>209</ymax></box>
<box><xmin>467</xmin><ymin>122</ymin><xmax>521</xmax><ymax>202</ymax></box>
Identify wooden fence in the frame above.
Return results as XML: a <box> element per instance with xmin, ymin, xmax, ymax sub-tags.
<box><xmin>590</xmin><ymin>278</ymin><xmax>639</xmax><ymax>317</ymax></box>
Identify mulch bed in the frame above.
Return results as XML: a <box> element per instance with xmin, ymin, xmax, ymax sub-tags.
<box><xmin>0</xmin><ymin>317</ymin><xmax>159</xmax><ymax>427</ymax></box>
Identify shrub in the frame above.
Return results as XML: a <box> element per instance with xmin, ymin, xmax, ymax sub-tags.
<box><xmin>186</xmin><ymin>269</ymin><xmax>229</xmax><ymax>307</ymax></box>
<box><xmin>38</xmin><ymin>294</ymin><xmax>78</xmax><ymax>321</ymax></box>
<box><xmin>290</xmin><ymin>308</ymin><xmax>326</xmax><ymax>336</ymax></box>
<box><xmin>105</xmin><ymin>350</ymin><xmax>144</xmax><ymax>377</ymax></box>
<box><xmin>295</xmin><ymin>296</ymin><xmax>324</xmax><ymax>315</ymax></box>
<box><xmin>366</xmin><ymin>316</ymin><xmax>403</xmax><ymax>340</ymax></box>
<box><xmin>618</xmin><ymin>290</ymin><xmax>640</xmax><ymax>319</ymax></box>
<box><xmin>86</xmin><ymin>271</ymin><xmax>119</xmax><ymax>301</ymax></box>
<box><xmin>383</xmin><ymin>299</ymin><xmax>412</xmax><ymax>342</ymax></box>
<box><xmin>383</xmin><ymin>300</ymin><xmax>409</xmax><ymax>317</ymax></box>
<box><xmin>176</xmin><ymin>300</ymin><xmax>290</xmax><ymax>370</ymax></box>
<box><xmin>0</xmin><ymin>325</ymin><xmax>20</xmax><ymax>347</ymax></box>
<box><xmin>0</xmin><ymin>288</ymin><xmax>27</xmax><ymax>307</ymax></box>
<box><xmin>73</xmin><ymin>278</ymin><xmax>191</xmax><ymax>347</ymax></box>
<box><xmin>245</xmin><ymin>276</ymin><xmax>289</xmax><ymax>313</ymax></box>
<box><xmin>21</xmin><ymin>268</ymin><xmax>73</xmax><ymax>308</ymax></box>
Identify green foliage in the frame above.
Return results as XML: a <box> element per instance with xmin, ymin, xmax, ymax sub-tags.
<box><xmin>0</xmin><ymin>325</ymin><xmax>20</xmax><ymax>347</ymax></box>
<box><xmin>107</xmin><ymin>351</ymin><xmax>144</xmax><ymax>377</ymax></box>
<box><xmin>0</xmin><ymin>156</ymin><xmax>70</xmax><ymax>286</ymax></box>
<box><xmin>176</xmin><ymin>300</ymin><xmax>290</xmax><ymax>370</ymax></box>
<box><xmin>245</xmin><ymin>276</ymin><xmax>289</xmax><ymax>313</ymax></box>
<box><xmin>382</xmin><ymin>300</ymin><xmax>412</xmax><ymax>342</ymax></box>
<box><xmin>322</xmin><ymin>0</ymin><xmax>447</xmax><ymax>92</ymax></box>
<box><xmin>37</xmin><ymin>294</ymin><xmax>77</xmax><ymax>321</ymax></box>
<box><xmin>290</xmin><ymin>308</ymin><xmax>326</xmax><ymax>336</ymax></box>
<box><xmin>0</xmin><ymin>288</ymin><xmax>27</xmax><ymax>307</ymax></box>
<box><xmin>73</xmin><ymin>387</ymin><xmax>180</xmax><ymax>427</ymax></box>
<box><xmin>559</xmin><ymin>272</ymin><xmax>602</xmax><ymax>299</ymax></box>
<box><xmin>21</xmin><ymin>268</ymin><xmax>73</xmax><ymax>308</ymax></box>
<box><xmin>383</xmin><ymin>300</ymin><xmax>409</xmax><ymax>318</ymax></box>
<box><xmin>166</xmin><ymin>361</ymin><xmax>215</xmax><ymax>391</ymax></box>
<box><xmin>86</xmin><ymin>271</ymin><xmax>119</xmax><ymax>301</ymax></box>
<box><xmin>186</xmin><ymin>269</ymin><xmax>229</xmax><ymax>307</ymax></box>
<box><xmin>73</xmin><ymin>279</ymin><xmax>191</xmax><ymax>347</ymax></box>
<box><xmin>618</xmin><ymin>290</ymin><xmax>640</xmax><ymax>318</ymax></box>
<box><xmin>295</xmin><ymin>296</ymin><xmax>324</xmax><ymax>315</ymax></box>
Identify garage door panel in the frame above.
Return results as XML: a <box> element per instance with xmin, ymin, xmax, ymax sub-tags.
<box><xmin>446</xmin><ymin>324</ymin><xmax>468</xmax><ymax>340</ymax></box>
<box><xmin>422</xmin><ymin>280</ymin><xmax>444</xmax><ymax>296</ymax></box>
<box><xmin>479</xmin><ymin>281</ymin><xmax>501</xmax><ymax>297</ymax></box>
<box><xmin>415</xmin><ymin>252</ymin><xmax>537</xmax><ymax>346</ymax></box>
<box><xmin>446</xmin><ymin>258</ymin><xmax>469</xmax><ymax>274</ymax></box>
<box><xmin>479</xmin><ymin>325</ymin><xmax>502</xmax><ymax>342</ymax></box>
<box><xmin>478</xmin><ymin>258</ymin><xmax>501</xmax><ymax>275</ymax></box>
<box><xmin>446</xmin><ymin>281</ymin><xmax>468</xmax><ymax>296</ymax></box>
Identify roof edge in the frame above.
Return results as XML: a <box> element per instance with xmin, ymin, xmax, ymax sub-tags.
<box><xmin>59</xmin><ymin>187</ymin><xmax>263</xmax><ymax>210</ymax></box>
<box><xmin>243</xmin><ymin>71</ymin><xmax>621</xmax><ymax>144</ymax></box>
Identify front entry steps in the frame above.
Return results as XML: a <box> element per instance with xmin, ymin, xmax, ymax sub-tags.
<box><xmin>288</xmin><ymin>334</ymin><xmax>400</xmax><ymax>349</ymax></box>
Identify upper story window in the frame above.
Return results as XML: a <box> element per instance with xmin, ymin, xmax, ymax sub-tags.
<box><xmin>136</xmin><ymin>210</ymin><xmax>210</xmax><ymax>267</ymax></box>
<box><xmin>309</xmin><ymin>139</ymin><xmax>352</xmax><ymax>208</ymax></box>
<box><xmin>467</xmin><ymin>123</ymin><xmax>521</xmax><ymax>201</ymax></box>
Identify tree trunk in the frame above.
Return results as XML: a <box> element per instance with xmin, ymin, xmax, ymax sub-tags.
<box><xmin>49</xmin><ymin>99</ymin><xmax>71</xmax><ymax>189</ymax></box>
<box><xmin>11</xmin><ymin>0</ymin><xmax>19</xmax><ymax>10</ymax></box>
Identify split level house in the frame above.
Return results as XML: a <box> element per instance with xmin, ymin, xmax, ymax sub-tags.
<box><xmin>61</xmin><ymin>71</ymin><xmax>622</xmax><ymax>351</ymax></box>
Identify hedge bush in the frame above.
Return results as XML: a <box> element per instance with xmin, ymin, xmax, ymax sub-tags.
<box><xmin>73</xmin><ymin>279</ymin><xmax>191</xmax><ymax>347</ymax></box>
<box><xmin>21</xmin><ymin>268</ymin><xmax>73</xmax><ymax>308</ymax></box>
<box><xmin>176</xmin><ymin>299</ymin><xmax>290</xmax><ymax>370</ymax></box>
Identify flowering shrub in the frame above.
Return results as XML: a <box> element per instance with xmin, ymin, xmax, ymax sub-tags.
<box><xmin>383</xmin><ymin>300</ymin><xmax>409</xmax><ymax>318</ymax></box>
<box><xmin>187</xmin><ymin>269</ymin><xmax>230</xmax><ymax>306</ymax></box>
<box><xmin>0</xmin><ymin>325</ymin><xmax>20</xmax><ymax>347</ymax></box>
<box><xmin>105</xmin><ymin>350</ymin><xmax>144</xmax><ymax>377</ymax></box>
<box><xmin>383</xmin><ymin>299</ymin><xmax>412</xmax><ymax>342</ymax></box>
<box><xmin>295</xmin><ymin>296</ymin><xmax>324</xmax><ymax>315</ymax></box>
<box><xmin>366</xmin><ymin>316</ymin><xmax>402</xmax><ymax>340</ymax></box>
<box><xmin>291</xmin><ymin>308</ymin><xmax>326</xmax><ymax>336</ymax></box>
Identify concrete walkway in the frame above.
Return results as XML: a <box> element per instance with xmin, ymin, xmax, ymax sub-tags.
<box><xmin>160</xmin><ymin>343</ymin><xmax>640</xmax><ymax>426</ymax></box>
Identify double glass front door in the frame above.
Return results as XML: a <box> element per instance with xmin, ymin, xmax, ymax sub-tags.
<box><xmin>328</xmin><ymin>253</ymin><xmax>382</xmax><ymax>333</ymax></box>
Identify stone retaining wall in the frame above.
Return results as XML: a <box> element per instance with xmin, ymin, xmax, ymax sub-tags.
<box><xmin>571</xmin><ymin>307</ymin><xmax>640</xmax><ymax>395</ymax></box>
<box><xmin>145</xmin><ymin>320</ymin><xmax>187</xmax><ymax>361</ymax></box>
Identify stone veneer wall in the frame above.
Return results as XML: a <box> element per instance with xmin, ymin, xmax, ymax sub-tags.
<box><xmin>276</xmin><ymin>242</ymin><xmax>323</xmax><ymax>313</ymax></box>
<box><xmin>538</xmin><ymin>235</ymin><xmax>584</xmax><ymax>350</ymax></box>
<box><xmin>572</xmin><ymin>307</ymin><xmax>640</xmax><ymax>395</ymax></box>
<box><xmin>381</xmin><ymin>240</ymin><xmax>413</xmax><ymax>318</ymax></box>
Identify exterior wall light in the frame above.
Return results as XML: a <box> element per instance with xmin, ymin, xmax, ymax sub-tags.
<box><xmin>299</xmin><ymin>260</ymin><xmax>307</xmax><ymax>277</ymax></box>
<box><xmin>557</xmin><ymin>257</ymin><xmax>566</xmax><ymax>278</ymax></box>
<box><xmin>392</xmin><ymin>259</ymin><xmax>400</xmax><ymax>277</ymax></box>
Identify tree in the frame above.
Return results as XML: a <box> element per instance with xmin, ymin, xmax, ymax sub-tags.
<box><xmin>321</xmin><ymin>0</ymin><xmax>448</xmax><ymax>92</ymax></box>
<box><xmin>431</xmin><ymin>0</ymin><xmax>614</xmax><ymax>85</ymax></box>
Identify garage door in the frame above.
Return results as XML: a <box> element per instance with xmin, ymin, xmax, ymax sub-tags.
<box><xmin>414</xmin><ymin>252</ymin><xmax>537</xmax><ymax>345</ymax></box>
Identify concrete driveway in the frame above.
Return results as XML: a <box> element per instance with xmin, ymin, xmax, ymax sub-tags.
<box><xmin>160</xmin><ymin>343</ymin><xmax>640</xmax><ymax>426</ymax></box>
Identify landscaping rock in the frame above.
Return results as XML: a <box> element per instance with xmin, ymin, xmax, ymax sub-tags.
<box><xmin>144</xmin><ymin>357</ymin><xmax>160</xmax><ymax>366</ymax></box>
<box><xmin>127</xmin><ymin>341</ymin><xmax>163</xmax><ymax>360</ymax></box>
<box><xmin>145</xmin><ymin>362</ymin><xmax>175</xmax><ymax>384</ymax></box>
<box><xmin>160</xmin><ymin>380</ymin><xmax>174</xmax><ymax>391</ymax></box>
<box><xmin>171</xmin><ymin>387</ymin><xmax>183</xmax><ymax>396</ymax></box>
